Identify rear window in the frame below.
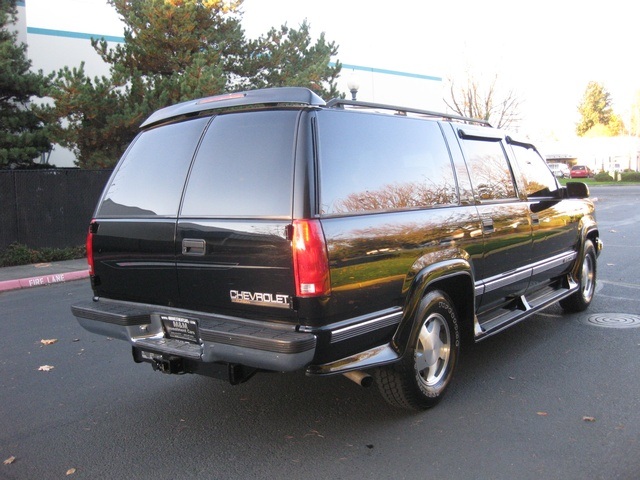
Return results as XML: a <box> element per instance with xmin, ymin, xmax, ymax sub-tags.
<box><xmin>180</xmin><ymin>110</ymin><xmax>298</xmax><ymax>218</ymax></box>
<box><xmin>317</xmin><ymin>110</ymin><xmax>457</xmax><ymax>215</ymax></box>
<box><xmin>98</xmin><ymin>117</ymin><xmax>209</xmax><ymax>217</ymax></box>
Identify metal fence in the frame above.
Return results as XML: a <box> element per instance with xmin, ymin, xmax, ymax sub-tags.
<box><xmin>0</xmin><ymin>169</ymin><xmax>112</xmax><ymax>250</ymax></box>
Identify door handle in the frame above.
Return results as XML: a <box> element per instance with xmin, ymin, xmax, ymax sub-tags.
<box><xmin>182</xmin><ymin>238</ymin><xmax>206</xmax><ymax>256</ymax></box>
<box><xmin>531</xmin><ymin>213</ymin><xmax>540</xmax><ymax>226</ymax></box>
<box><xmin>482</xmin><ymin>217</ymin><xmax>494</xmax><ymax>234</ymax></box>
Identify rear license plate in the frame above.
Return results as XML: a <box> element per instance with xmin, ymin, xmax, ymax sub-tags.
<box><xmin>160</xmin><ymin>315</ymin><xmax>199</xmax><ymax>343</ymax></box>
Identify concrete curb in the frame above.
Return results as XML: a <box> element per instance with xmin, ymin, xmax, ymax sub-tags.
<box><xmin>0</xmin><ymin>269</ymin><xmax>89</xmax><ymax>293</ymax></box>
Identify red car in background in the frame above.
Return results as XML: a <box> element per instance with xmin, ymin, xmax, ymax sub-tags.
<box><xmin>570</xmin><ymin>165</ymin><xmax>593</xmax><ymax>178</ymax></box>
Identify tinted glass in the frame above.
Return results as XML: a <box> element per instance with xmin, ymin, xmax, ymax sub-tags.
<box><xmin>462</xmin><ymin>139</ymin><xmax>517</xmax><ymax>200</ymax></box>
<box><xmin>510</xmin><ymin>144</ymin><xmax>559</xmax><ymax>197</ymax></box>
<box><xmin>317</xmin><ymin>110</ymin><xmax>457</xmax><ymax>215</ymax></box>
<box><xmin>98</xmin><ymin>117</ymin><xmax>209</xmax><ymax>217</ymax></box>
<box><xmin>181</xmin><ymin>110</ymin><xmax>297</xmax><ymax>217</ymax></box>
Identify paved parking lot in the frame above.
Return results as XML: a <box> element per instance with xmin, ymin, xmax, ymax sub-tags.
<box><xmin>1</xmin><ymin>185</ymin><xmax>638</xmax><ymax>480</ymax></box>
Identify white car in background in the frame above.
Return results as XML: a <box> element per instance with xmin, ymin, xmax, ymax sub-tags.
<box><xmin>548</xmin><ymin>162</ymin><xmax>570</xmax><ymax>178</ymax></box>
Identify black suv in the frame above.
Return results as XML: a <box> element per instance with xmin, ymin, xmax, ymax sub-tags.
<box><xmin>72</xmin><ymin>87</ymin><xmax>602</xmax><ymax>410</ymax></box>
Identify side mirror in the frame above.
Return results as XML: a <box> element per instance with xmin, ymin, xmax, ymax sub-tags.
<box><xmin>565</xmin><ymin>182</ymin><xmax>590</xmax><ymax>199</ymax></box>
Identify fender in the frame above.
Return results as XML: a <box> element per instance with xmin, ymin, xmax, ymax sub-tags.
<box><xmin>576</xmin><ymin>213</ymin><xmax>602</xmax><ymax>268</ymax></box>
<box><xmin>393</xmin><ymin>256</ymin><xmax>474</xmax><ymax>357</ymax></box>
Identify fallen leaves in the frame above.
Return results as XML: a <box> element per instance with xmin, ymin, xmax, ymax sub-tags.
<box><xmin>535</xmin><ymin>411</ymin><xmax>597</xmax><ymax>423</ymax></box>
<box><xmin>4</xmin><ymin>454</ymin><xmax>76</xmax><ymax>475</ymax></box>
<box><xmin>37</xmin><ymin>338</ymin><xmax>58</xmax><ymax>371</ymax></box>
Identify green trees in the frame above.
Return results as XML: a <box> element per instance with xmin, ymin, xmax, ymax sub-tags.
<box><xmin>44</xmin><ymin>0</ymin><xmax>341</xmax><ymax>168</ymax></box>
<box><xmin>0</xmin><ymin>0</ymin><xmax>50</xmax><ymax>168</ymax></box>
<box><xmin>576</xmin><ymin>81</ymin><xmax>624</xmax><ymax>137</ymax></box>
<box><xmin>247</xmin><ymin>21</ymin><xmax>340</xmax><ymax>97</ymax></box>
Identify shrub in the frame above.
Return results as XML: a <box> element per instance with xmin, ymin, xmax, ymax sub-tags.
<box><xmin>0</xmin><ymin>243</ymin><xmax>85</xmax><ymax>267</ymax></box>
<box><xmin>594</xmin><ymin>172</ymin><xmax>614</xmax><ymax>182</ymax></box>
<box><xmin>621</xmin><ymin>171</ymin><xmax>640</xmax><ymax>182</ymax></box>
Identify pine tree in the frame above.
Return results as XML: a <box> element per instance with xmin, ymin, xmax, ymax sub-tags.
<box><xmin>0</xmin><ymin>0</ymin><xmax>50</xmax><ymax>168</ymax></box>
<box><xmin>44</xmin><ymin>0</ymin><xmax>342</xmax><ymax>168</ymax></box>
<box><xmin>246</xmin><ymin>20</ymin><xmax>341</xmax><ymax>99</ymax></box>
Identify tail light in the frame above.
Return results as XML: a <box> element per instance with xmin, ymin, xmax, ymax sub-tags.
<box><xmin>86</xmin><ymin>220</ymin><xmax>97</xmax><ymax>276</ymax></box>
<box><xmin>291</xmin><ymin>220</ymin><xmax>330</xmax><ymax>297</ymax></box>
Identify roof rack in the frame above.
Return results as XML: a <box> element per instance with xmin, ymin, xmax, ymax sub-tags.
<box><xmin>326</xmin><ymin>98</ymin><xmax>492</xmax><ymax>127</ymax></box>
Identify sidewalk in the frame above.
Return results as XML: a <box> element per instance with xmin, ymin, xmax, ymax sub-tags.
<box><xmin>0</xmin><ymin>258</ymin><xmax>89</xmax><ymax>293</ymax></box>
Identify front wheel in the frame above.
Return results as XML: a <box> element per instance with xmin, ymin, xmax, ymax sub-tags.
<box><xmin>374</xmin><ymin>290</ymin><xmax>460</xmax><ymax>410</ymax></box>
<box><xmin>560</xmin><ymin>240</ymin><xmax>597</xmax><ymax>312</ymax></box>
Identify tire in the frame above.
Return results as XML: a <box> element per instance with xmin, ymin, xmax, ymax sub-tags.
<box><xmin>560</xmin><ymin>240</ymin><xmax>597</xmax><ymax>312</ymax></box>
<box><xmin>374</xmin><ymin>290</ymin><xmax>460</xmax><ymax>410</ymax></box>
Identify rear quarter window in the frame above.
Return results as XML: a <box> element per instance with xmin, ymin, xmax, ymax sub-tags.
<box><xmin>317</xmin><ymin>110</ymin><xmax>457</xmax><ymax>215</ymax></box>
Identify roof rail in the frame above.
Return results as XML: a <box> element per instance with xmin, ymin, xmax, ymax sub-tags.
<box><xmin>141</xmin><ymin>87</ymin><xmax>326</xmax><ymax>128</ymax></box>
<box><xmin>326</xmin><ymin>98</ymin><xmax>492</xmax><ymax>127</ymax></box>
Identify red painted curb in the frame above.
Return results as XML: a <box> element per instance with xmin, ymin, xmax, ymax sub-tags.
<box><xmin>0</xmin><ymin>269</ymin><xmax>89</xmax><ymax>293</ymax></box>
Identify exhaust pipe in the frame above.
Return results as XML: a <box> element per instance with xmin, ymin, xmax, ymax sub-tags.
<box><xmin>343</xmin><ymin>370</ymin><xmax>373</xmax><ymax>388</ymax></box>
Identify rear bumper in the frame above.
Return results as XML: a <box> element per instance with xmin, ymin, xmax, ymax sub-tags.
<box><xmin>71</xmin><ymin>299</ymin><xmax>316</xmax><ymax>372</ymax></box>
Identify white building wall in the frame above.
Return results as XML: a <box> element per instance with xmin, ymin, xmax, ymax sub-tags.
<box><xmin>576</xmin><ymin>136</ymin><xmax>640</xmax><ymax>173</ymax></box>
<box><xmin>19</xmin><ymin>1</ymin><xmax>443</xmax><ymax>167</ymax></box>
<box><xmin>337</xmin><ymin>64</ymin><xmax>444</xmax><ymax>111</ymax></box>
<box><xmin>26</xmin><ymin>30</ymin><xmax>120</xmax><ymax>167</ymax></box>
<box><xmin>543</xmin><ymin>136</ymin><xmax>640</xmax><ymax>174</ymax></box>
<box><xmin>14</xmin><ymin>0</ymin><xmax>27</xmax><ymax>44</ymax></box>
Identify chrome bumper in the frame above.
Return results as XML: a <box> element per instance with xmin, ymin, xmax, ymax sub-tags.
<box><xmin>71</xmin><ymin>299</ymin><xmax>316</xmax><ymax>372</ymax></box>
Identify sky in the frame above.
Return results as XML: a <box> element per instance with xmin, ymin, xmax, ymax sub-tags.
<box><xmin>25</xmin><ymin>0</ymin><xmax>639</xmax><ymax>143</ymax></box>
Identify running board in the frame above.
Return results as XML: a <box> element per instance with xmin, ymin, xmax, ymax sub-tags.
<box><xmin>475</xmin><ymin>275</ymin><xmax>578</xmax><ymax>340</ymax></box>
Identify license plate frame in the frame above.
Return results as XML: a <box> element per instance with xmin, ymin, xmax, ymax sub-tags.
<box><xmin>160</xmin><ymin>315</ymin><xmax>200</xmax><ymax>343</ymax></box>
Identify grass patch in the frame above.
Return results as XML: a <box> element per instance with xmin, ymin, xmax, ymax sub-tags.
<box><xmin>557</xmin><ymin>177</ymin><xmax>640</xmax><ymax>187</ymax></box>
<box><xmin>0</xmin><ymin>243</ymin><xmax>86</xmax><ymax>267</ymax></box>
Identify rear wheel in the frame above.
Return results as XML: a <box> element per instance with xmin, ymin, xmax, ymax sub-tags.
<box><xmin>560</xmin><ymin>240</ymin><xmax>597</xmax><ymax>312</ymax></box>
<box><xmin>374</xmin><ymin>290</ymin><xmax>460</xmax><ymax>410</ymax></box>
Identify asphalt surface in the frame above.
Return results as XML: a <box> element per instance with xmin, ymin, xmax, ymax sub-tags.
<box><xmin>1</xmin><ymin>185</ymin><xmax>639</xmax><ymax>479</ymax></box>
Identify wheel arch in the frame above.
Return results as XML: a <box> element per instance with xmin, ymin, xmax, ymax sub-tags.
<box><xmin>394</xmin><ymin>259</ymin><xmax>475</xmax><ymax>356</ymax></box>
<box><xmin>585</xmin><ymin>227</ymin><xmax>602</xmax><ymax>257</ymax></box>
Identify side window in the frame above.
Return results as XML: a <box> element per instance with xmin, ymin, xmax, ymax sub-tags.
<box><xmin>462</xmin><ymin>138</ymin><xmax>517</xmax><ymax>201</ymax></box>
<box><xmin>98</xmin><ymin>117</ymin><xmax>209</xmax><ymax>217</ymax></box>
<box><xmin>510</xmin><ymin>144</ymin><xmax>559</xmax><ymax>197</ymax></box>
<box><xmin>317</xmin><ymin>110</ymin><xmax>457</xmax><ymax>215</ymax></box>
